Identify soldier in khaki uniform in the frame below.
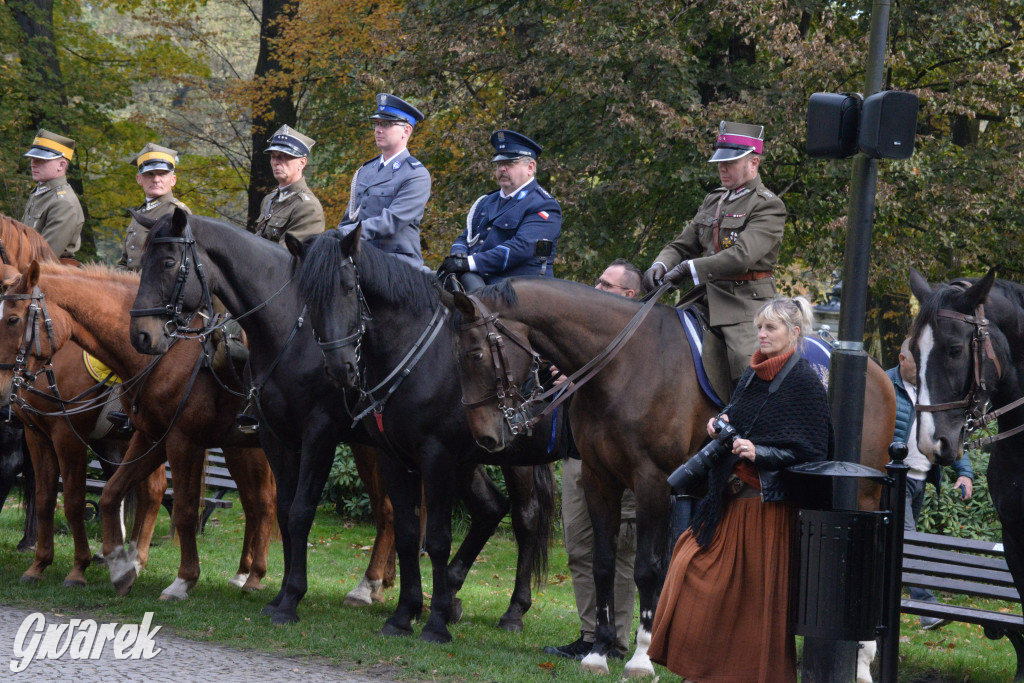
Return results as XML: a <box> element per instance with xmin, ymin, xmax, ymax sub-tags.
<box><xmin>252</xmin><ymin>125</ymin><xmax>325</xmax><ymax>245</ymax></box>
<box><xmin>21</xmin><ymin>129</ymin><xmax>85</xmax><ymax>258</ymax></box>
<box><xmin>643</xmin><ymin>121</ymin><xmax>787</xmax><ymax>380</ymax></box>
<box><xmin>117</xmin><ymin>143</ymin><xmax>190</xmax><ymax>271</ymax></box>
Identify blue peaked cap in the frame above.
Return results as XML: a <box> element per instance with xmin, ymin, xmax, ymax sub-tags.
<box><xmin>370</xmin><ymin>93</ymin><xmax>425</xmax><ymax>126</ymax></box>
<box><xmin>490</xmin><ymin>130</ymin><xmax>542</xmax><ymax>162</ymax></box>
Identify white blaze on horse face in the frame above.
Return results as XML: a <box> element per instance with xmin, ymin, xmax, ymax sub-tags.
<box><xmin>915</xmin><ymin>325</ymin><xmax>939</xmax><ymax>457</ymax></box>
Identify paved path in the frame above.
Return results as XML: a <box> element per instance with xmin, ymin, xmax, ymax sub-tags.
<box><xmin>1</xmin><ymin>604</ymin><xmax>396</xmax><ymax>682</ymax></box>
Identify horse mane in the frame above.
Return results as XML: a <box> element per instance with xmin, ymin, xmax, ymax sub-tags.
<box><xmin>298</xmin><ymin>230</ymin><xmax>439</xmax><ymax>312</ymax></box>
<box><xmin>0</xmin><ymin>213</ymin><xmax>60</xmax><ymax>265</ymax></box>
<box><xmin>476</xmin><ymin>279</ymin><xmax>519</xmax><ymax>307</ymax></box>
<box><xmin>36</xmin><ymin>261</ymin><xmax>141</xmax><ymax>287</ymax></box>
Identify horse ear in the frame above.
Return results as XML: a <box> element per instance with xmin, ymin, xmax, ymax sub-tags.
<box><xmin>129</xmin><ymin>208</ymin><xmax>157</xmax><ymax>229</ymax></box>
<box><xmin>171</xmin><ymin>206</ymin><xmax>188</xmax><ymax>232</ymax></box>
<box><xmin>909</xmin><ymin>268</ymin><xmax>933</xmax><ymax>305</ymax></box>
<box><xmin>964</xmin><ymin>267</ymin><xmax>997</xmax><ymax>310</ymax></box>
<box><xmin>284</xmin><ymin>233</ymin><xmax>307</xmax><ymax>260</ymax></box>
<box><xmin>451</xmin><ymin>291</ymin><xmax>479</xmax><ymax>319</ymax></box>
<box><xmin>23</xmin><ymin>260</ymin><xmax>40</xmax><ymax>291</ymax></box>
<box><xmin>340</xmin><ymin>224</ymin><xmax>363</xmax><ymax>257</ymax></box>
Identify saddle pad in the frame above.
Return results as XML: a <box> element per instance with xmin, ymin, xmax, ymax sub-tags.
<box><xmin>803</xmin><ymin>335</ymin><xmax>833</xmax><ymax>389</ymax></box>
<box><xmin>83</xmin><ymin>350</ymin><xmax>122</xmax><ymax>385</ymax></box>
<box><xmin>676</xmin><ymin>309</ymin><xmax>726</xmax><ymax>408</ymax></box>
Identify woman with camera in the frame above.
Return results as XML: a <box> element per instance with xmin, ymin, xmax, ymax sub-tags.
<box><xmin>649</xmin><ymin>296</ymin><xmax>833</xmax><ymax>682</ymax></box>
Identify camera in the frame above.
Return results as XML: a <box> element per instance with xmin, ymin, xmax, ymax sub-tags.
<box><xmin>667</xmin><ymin>418</ymin><xmax>739</xmax><ymax>494</ymax></box>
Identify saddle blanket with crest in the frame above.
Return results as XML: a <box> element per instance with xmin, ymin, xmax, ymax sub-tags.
<box><xmin>676</xmin><ymin>309</ymin><xmax>834</xmax><ymax>409</ymax></box>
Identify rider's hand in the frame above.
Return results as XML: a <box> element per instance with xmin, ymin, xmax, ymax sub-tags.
<box><xmin>663</xmin><ymin>261</ymin><xmax>691</xmax><ymax>287</ymax></box>
<box><xmin>642</xmin><ymin>263</ymin><xmax>666</xmax><ymax>293</ymax></box>
<box><xmin>439</xmin><ymin>254</ymin><xmax>470</xmax><ymax>276</ymax></box>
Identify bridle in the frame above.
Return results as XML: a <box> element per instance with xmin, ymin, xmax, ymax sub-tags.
<box><xmin>313</xmin><ymin>256</ymin><xmax>370</xmax><ymax>377</ymax></box>
<box><xmin>128</xmin><ymin>218</ymin><xmax>216</xmax><ymax>339</ymax></box>
<box><xmin>0</xmin><ymin>285</ymin><xmax>57</xmax><ymax>402</ymax></box>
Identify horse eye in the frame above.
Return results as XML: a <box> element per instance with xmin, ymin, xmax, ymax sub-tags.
<box><xmin>6</xmin><ymin>316</ymin><xmax>19</xmax><ymax>327</ymax></box>
<box><xmin>163</xmin><ymin>258</ymin><xmax>176</xmax><ymax>269</ymax></box>
<box><xmin>948</xmin><ymin>345</ymin><xmax>963</xmax><ymax>359</ymax></box>
<box><xmin>469</xmin><ymin>351</ymin><xmax>485</xmax><ymax>363</ymax></box>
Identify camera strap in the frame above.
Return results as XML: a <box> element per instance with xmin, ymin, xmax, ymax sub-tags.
<box><xmin>727</xmin><ymin>349</ymin><xmax>803</xmax><ymax>436</ymax></box>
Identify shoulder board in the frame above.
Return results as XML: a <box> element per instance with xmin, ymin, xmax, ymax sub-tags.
<box><xmin>537</xmin><ymin>187</ymin><xmax>554</xmax><ymax>199</ymax></box>
<box><xmin>170</xmin><ymin>198</ymin><xmax>188</xmax><ymax>208</ymax></box>
<box><xmin>56</xmin><ymin>190</ymin><xmax>67</xmax><ymax>197</ymax></box>
<box><xmin>407</xmin><ymin>156</ymin><xmax>423</xmax><ymax>168</ymax></box>
<box><xmin>360</xmin><ymin>157</ymin><xmax>379</xmax><ymax>168</ymax></box>
<box><xmin>300</xmin><ymin>193</ymin><xmax>311</xmax><ymax>201</ymax></box>
<box><xmin>756</xmin><ymin>186</ymin><xmax>776</xmax><ymax>199</ymax></box>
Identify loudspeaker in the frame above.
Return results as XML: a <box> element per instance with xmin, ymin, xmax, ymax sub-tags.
<box><xmin>859</xmin><ymin>91</ymin><xmax>919</xmax><ymax>160</ymax></box>
<box><xmin>806</xmin><ymin>93</ymin><xmax>862</xmax><ymax>159</ymax></box>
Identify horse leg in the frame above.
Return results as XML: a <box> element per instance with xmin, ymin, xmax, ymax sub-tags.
<box><xmin>496</xmin><ymin>464</ymin><xmax>554</xmax><ymax>633</ymax></box>
<box><xmin>15</xmin><ymin>431</ymin><xmax>37</xmax><ymax>552</ymax></box>
<box><xmin>100</xmin><ymin>433</ymin><xmax>163</xmax><ymax>596</ymax></box>
<box><xmin>159</xmin><ymin>437</ymin><xmax>206</xmax><ymax>601</ymax></box>
<box><xmin>258</xmin><ymin>439</ymin><xmax>296</xmax><ymax>616</ymax></box>
<box><xmin>222</xmin><ymin>446</ymin><xmax>276</xmax><ymax>592</ymax></box>
<box><xmin>127</xmin><ymin>460</ymin><xmax>167</xmax><ymax>569</ymax></box>
<box><xmin>20</xmin><ymin>429</ymin><xmax>57</xmax><ymax>583</ymax></box>
<box><xmin>379</xmin><ymin>454</ymin><xmax>425</xmax><ymax>638</ymax></box>
<box><xmin>268</xmin><ymin>418</ymin><xmax>338</xmax><ymax>624</ymax></box>
<box><xmin>345</xmin><ymin>443</ymin><xmax>395</xmax><ymax>606</ymax></box>
<box><xmin>52</xmin><ymin>433</ymin><xmax>91</xmax><ymax>587</ymax></box>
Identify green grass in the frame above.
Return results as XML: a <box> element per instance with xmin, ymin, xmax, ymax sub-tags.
<box><xmin>0</xmin><ymin>493</ymin><xmax>1018</xmax><ymax>681</ymax></box>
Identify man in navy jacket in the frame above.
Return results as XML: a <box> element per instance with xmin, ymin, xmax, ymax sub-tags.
<box><xmin>440</xmin><ymin>129</ymin><xmax>561</xmax><ymax>287</ymax></box>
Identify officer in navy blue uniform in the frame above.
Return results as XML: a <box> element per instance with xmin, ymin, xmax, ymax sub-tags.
<box><xmin>440</xmin><ymin>130</ymin><xmax>561</xmax><ymax>289</ymax></box>
<box><xmin>337</xmin><ymin>93</ymin><xmax>431</xmax><ymax>268</ymax></box>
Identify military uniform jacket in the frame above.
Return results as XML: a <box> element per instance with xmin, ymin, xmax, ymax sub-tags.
<box><xmin>252</xmin><ymin>177</ymin><xmax>325</xmax><ymax>246</ymax></box>
<box><xmin>337</xmin><ymin>149</ymin><xmax>431</xmax><ymax>268</ymax></box>
<box><xmin>654</xmin><ymin>175</ymin><xmax>786</xmax><ymax>327</ymax></box>
<box><xmin>117</xmin><ymin>193</ymin><xmax>190</xmax><ymax>271</ymax></box>
<box><xmin>21</xmin><ymin>177</ymin><xmax>85</xmax><ymax>258</ymax></box>
<box><xmin>450</xmin><ymin>179</ymin><xmax>561</xmax><ymax>284</ymax></box>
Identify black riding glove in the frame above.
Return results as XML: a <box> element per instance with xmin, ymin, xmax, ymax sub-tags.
<box><xmin>663</xmin><ymin>261</ymin><xmax>691</xmax><ymax>287</ymax></box>
<box><xmin>440</xmin><ymin>255</ymin><xmax>470</xmax><ymax>276</ymax></box>
<box><xmin>642</xmin><ymin>263</ymin><xmax>666</xmax><ymax>293</ymax></box>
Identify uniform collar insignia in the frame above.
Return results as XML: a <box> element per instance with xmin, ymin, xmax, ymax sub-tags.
<box><xmin>516</xmin><ymin>190</ymin><xmax>528</xmax><ymax>200</ymax></box>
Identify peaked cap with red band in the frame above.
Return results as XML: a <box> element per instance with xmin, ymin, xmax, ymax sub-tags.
<box><xmin>708</xmin><ymin>121</ymin><xmax>765</xmax><ymax>163</ymax></box>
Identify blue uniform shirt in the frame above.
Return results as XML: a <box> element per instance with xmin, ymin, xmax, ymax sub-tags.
<box><xmin>450</xmin><ymin>179</ymin><xmax>561</xmax><ymax>283</ymax></box>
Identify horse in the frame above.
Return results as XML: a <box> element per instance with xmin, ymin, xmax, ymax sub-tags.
<box><xmin>0</xmin><ymin>408</ymin><xmax>37</xmax><ymax>552</ymax></box>
<box><xmin>440</xmin><ymin>277</ymin><xmax>897</xmax><ymax>676</ymax></box>
<box><xmin>0</xmin><ymin>260</ymin><xmax>276</xmax><ymax>599</ymax></box>
<box><xmin>909</xmin><ymin>267</ymin><xmax>1024</xmax><ymax>616</ymax></box>
<box><xmin>128</xmin><ymin>209</ymin><xmax>553</xmax><ymax>635</ymax></box>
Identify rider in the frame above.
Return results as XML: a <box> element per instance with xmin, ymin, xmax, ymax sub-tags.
<box><xmin>21</xmin><ymin>129</ymin><xmax>85</xmax><ymax>259</ymax></box>
<box><xmin>252</xmin><ymin>125</ymin><xmax>325</xmax><ymax>245</ymax></box>
<box><xmin>336</xmin><ymin>93</ymin><xmax>431</xmax><ymax>268</ymax></box>
<box><xmin>117</xmin><ymin>143</ymin><xmax>191</xmax><ymax>271</ymax></box>
<box><xmin>439</xmin><ymin>129</ymin><xmax>561</xmax><ymax>291</ymax></box>
<box><xmin>642</xmin><ymin>121</ymin><xmax>786</xmax><ymax>381</ymax></box>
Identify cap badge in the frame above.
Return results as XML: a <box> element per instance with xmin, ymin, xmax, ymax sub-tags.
<box><xmin>497</xmin><ymin>131</ymin><xmax>505</xmax><ymax>141</ymax></box>
<box><xmin>378</xmin><ymin>94</ymin><xmax>387</xmax><ymax>105</ymax></box>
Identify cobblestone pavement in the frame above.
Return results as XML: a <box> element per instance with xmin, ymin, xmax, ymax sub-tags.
<box><xmin>1</xmin><ymin>604</ymin><xmax>396</xmax><ymax>682</ymax></box>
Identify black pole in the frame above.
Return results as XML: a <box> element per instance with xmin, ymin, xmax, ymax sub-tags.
<box><xmin>880</xmin><ymin>444</ymin><xmax>909</xmax><ymax>682</ymax></box>
<box><xmin>803</xmin><ymin>1</ymin><xmax>893</xmax><ymax>680</ymax></box>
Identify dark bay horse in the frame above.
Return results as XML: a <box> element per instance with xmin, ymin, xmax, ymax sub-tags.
<box><xmin>128</xmin><ymin>210</ymin><xmax>552</xmax><ymax>634</ymax></box>
<box><xmin>442</xmin><ymin>277</ymin><xmax>896</xmax><ymax>675</ymax></box>
<box><xmin>292</xmin><ymin>228</ymin><xmax>557</xmax><ymax>643</ymax></box>
<box><xmin>0</xmin><ymin>261</ymin><xmax>276</xmax><ymax>599</ymax></box>
<box><xmin>909</xmin><ymin>268</ymin><xmax>1024</xmax><ymax>613</ymax></box>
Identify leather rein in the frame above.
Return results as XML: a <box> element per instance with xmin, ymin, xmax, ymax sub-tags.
<box><xmin>460</xmin><ymin>282</ymin><xmax>672</xmax><ymax>436</ymax></box>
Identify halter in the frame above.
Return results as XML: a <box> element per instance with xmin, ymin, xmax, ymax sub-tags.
<box><xmin>0</xmin><ymin>286</ymin><xmax>58</xmax><ymax>402</ymax></box>
<box><xmin>128</xmin><ymin>218</ymin><xmax>217</xmax><ymax>339</ymax></box>
<box><xmin>314</xmin><ymin>256</ymin><xmax>371</xmax><ymax>375</ymax></box>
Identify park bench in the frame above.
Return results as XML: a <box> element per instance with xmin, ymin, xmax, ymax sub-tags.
<box><xmin>902</xmin><ymin>530</ymin><xmax>1024</xmax><ymax>680</ymax></box>
<box><xmin>74</xmin><ymin>449</ymin><xmax>234</xmax><ymax>533</ymax></box>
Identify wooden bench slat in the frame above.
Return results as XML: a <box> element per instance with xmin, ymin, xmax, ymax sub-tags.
<box><xmin>902</xmin><ymin>571</ymin><xmax>1022</xmax><ymax>602</ymax></box>
<box><xmin>903</xmin><ymin>558</ymin><xmax>1017</xmax><ymax>588</ymax></box>
<box><xmin>903</xmin><ymin>544</ymin><xmax>1009</xmax><ymax>572</ymax></box>
<box><xmin>901</xmin><ymin>598</ymin><xmax>1024</xmax><ymax>631</ymax></box>
<box><xmin>905</xmin><ymin>531</ymin><xmax>1005</xmax><ymax>555</ymax></box>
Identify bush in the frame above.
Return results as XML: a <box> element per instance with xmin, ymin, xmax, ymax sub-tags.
<box><xmin>917</xmin><ymin>448</ymin><xmax>1001</xmax><ymax>541</ymax></box>
<box><xmin>321</xmin><ymin>444</ymin><xmax>373</xmax><ymax>520</ymax></box>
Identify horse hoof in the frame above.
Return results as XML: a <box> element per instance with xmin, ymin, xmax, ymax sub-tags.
<box><xmin>19</xmin><ymin>573</ymin><xmax>42</xmax><ymax>584</ymax></box>
<box><xmin>92</xmin><ymin>553</ymin><xmax>106</xmax><ymax>566</ymax></box>
<box><xmin>497</xmin><ymin>616</ymin><xmax>523</xmax><ymax>633</ymax></box>
<box><xmin>16</xmin><ymin>543</ymin><xmax>36</xmax><ymax>553</ymax></box>
<box><xmin>420</xmin><ymin>629</ymin><xmax>453</xmax><ymax>644</ymax></box>
<box><xmin>241</xmin><ymin>579</ymin><xmax>264</xmax><ymax>593</ymax></box>
<box><xmin>624</xmin><ymin>663</ymin><xmax>655</xmax><ymax>678</ymax></box>
<box><xmin>228</xmin><ymin>572</ymin><xmax>249</xmax><ymax>588</ymax></box>
<box><xmin>270</xmin><ymin>611</ymin><xmax>299</xmax><ymax>625</ymax></box>
<box><xmin>580</xmin><ymin>652</ymin><xmax>610</xmax><ymax>675</ymax></box>
<box><xmin>450</xmin><ymin>598</ymin><xmax>463</xmax><ymax>625</ymax></box>
<box><xmin>344</xmin><ymin>575</ymin><xmax>383</xmax><ymax>607</ymax></box>
<box><xmin>260</xmin><ymin>604</ymin><xmax>277</xmax><ymax>617</ymax></box>
<box><xmin>62</xmin><ymin>578</ymin><xmax>87</xmax><ymax>588</ymax></box>
<box><xmin>379</xmin><ymin>623</ymin><xmax>413</xmax><ymax>638</ymax></box>
<box><xmin>159</xmin><ymin>577</ymin><xmax>196</xmax><ymax>601</ymax></box>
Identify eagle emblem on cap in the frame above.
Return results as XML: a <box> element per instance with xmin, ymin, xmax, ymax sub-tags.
<box><xmin>497</xmin><ymin>131</ymin><xmax>505</xmax><ymax>141</ymax></box>
<box><xmin>378</xmin><ymin>94</ymin><xmax>386</xmax><ymax>105</ymax></box>
<box><xmin>720</xmin><ymin>121</ymin><xmax>727</xmax><ymax>134</ymax></box>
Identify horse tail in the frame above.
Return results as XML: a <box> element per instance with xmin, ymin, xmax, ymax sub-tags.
<box><xmin>531</xmin><ymin>462</ymin><xmax>554</xmax><ymax>586</ymax></box>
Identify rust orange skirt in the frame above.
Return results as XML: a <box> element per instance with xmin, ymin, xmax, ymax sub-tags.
<box><xmin>649</xmin><ymin>497</ymin><xmax>796</xmax><ymax>683</ymax></box>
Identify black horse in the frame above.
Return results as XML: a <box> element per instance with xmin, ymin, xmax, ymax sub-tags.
<box><xmin>129</xmin><ymin>209</ymin><xmax>554</xmax><ymax>636</ymax></box>
<box><xmin>292</xmin><ymin>227</ymin><xmax>559</xmax><ymax>643</ymax></box>
<box><xmin>0</xmin><ymin>411</ymin><xmax>37</xmax><ymax>551</ymax></box>
<box><xmin>909</xmin><ymin>268</ymin><xmax>1024</xmax><ymax>613</ymax></box>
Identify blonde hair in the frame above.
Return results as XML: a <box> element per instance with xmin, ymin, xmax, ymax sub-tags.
<box><xmin>754</xmin><ymin>296</ymin><xmax>814</xmax><ymax>343</ymax></box>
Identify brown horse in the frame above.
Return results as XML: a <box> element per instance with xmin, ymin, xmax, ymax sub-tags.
<box><xmin>0</xmin><ymin>260</ymin><xmax>277</xmax><ymax>598</ymax></box>
<box><xmin>443</xmin><ymin>278</ymin><xmax>895</xmax><ymax>676</ymax></box>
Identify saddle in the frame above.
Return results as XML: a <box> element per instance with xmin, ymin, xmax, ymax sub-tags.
<box><xmin>82</xmin><ymin>351</ymin><xmax>133</xmax><ymax>440</ymax></box>
<box><xmin>675</xmin><ymin>304</ymin><xmax>730</xmax><ymax>409</ymax></box>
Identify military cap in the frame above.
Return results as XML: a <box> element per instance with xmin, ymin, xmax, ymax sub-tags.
<box><xmin>265</xmin><ymin>125</ymin><xmax>315</xmax><ymax>158</ymax></box>
<box><xmin>24</xmin><ymin>129</ymin><xmax>75</xmax><ymax>161</ymax></box>
<box><xmin>490</xmin><ymin>130</ymin><xmax>542</xmax><ymax>162</ymax></box>
<box><xmin>131</xmin><ymin>143</ymin><xmax>179</xmax><ymax>173</ymax></box>
<box><xmin>708</xmin><ymin>121</ymin><xmax>765</xmax><ymax>163</ymax></box>
<box><xmin>369</xmin><ymin>94</ymin><xmax>424</xmax><ymax>126</ymax></box>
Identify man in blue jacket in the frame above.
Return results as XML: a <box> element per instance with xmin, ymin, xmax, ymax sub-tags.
<box><xmin>439</xmin><ymin>129</ymin><xmax>561</xmax><ymax>288</ymax></box>
<box><xmin>888</xmin><ymin>338</ymin><xmax>974</xmax><ymax>629</ymax></box>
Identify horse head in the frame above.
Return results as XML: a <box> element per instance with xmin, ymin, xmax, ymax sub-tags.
<box><xmin>909</xmin><ymin>267</ymin><xmax>1006</xmax><ymax>466</ymax></box>
<box><xmin>292</xmin><ymin>227</ymin><xmax>365</xmax><ymax>389</ymax></box>
<box><xmin>130</xmin><ymin>207</ymin><xmax>209</xmax><ymax>355</ymax></box>
<box><xmin>440</xmin><ymin>284</ymin><xmax>540</xmax><ymax>453</ymax></box>
<box><xmin>0</xmin><ymin>261</ymin><xmax>71</xmax><ymax>406</ymax></box>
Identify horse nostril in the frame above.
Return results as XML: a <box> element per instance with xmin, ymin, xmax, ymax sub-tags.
<box><xmin>135</xmin><ymin>331</ymin><xmax>151</xmax><ymax>352</ymax></box>
<box><xmin>478</xmin><ymin>436</ymin><xmax>498</xmax><ymax>452</ymax></box>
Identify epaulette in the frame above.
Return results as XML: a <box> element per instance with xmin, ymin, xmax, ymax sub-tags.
<box><xmin>755</xmin><ymin>186</ymin><xmax>776</xmax><ymax>199</ymax></box>
<box><xmin>407</xmin><ymin>156</ymin><xmax>423</xmax><ymax>168</ymax></box>
<box><xmin>170</xmin><ymin>198</ymin><xmax>188</xmax><ymax>208</ymax></box>
<box><xmin>360</xmin><ymin>156</ymin><xmax>379</xmax><ymax>168</ymax></box>
<box><xmin>538</xmin><ymin>187</ymin><xmax>553</xmax><ymax>199</ymax></box>
<box><xmin>300</xmin><ymin>193</ymin><xmax>310</xmax><ymax>201</ymax></box>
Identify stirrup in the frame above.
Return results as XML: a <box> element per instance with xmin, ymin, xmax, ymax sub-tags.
<box><xmin>107</xmin><ymin>411</ymin><xmax>134</xmax><ymax>435</ymax></box>
<box><xmin>236</xmin><ymin>413</ymin><xmax>259</xmax><ymax>435</ymax></box>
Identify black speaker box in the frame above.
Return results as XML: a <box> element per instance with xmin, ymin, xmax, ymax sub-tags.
<box><xmin>806</xmin><ymin>93</ymin><xmax>862</xmax><ymax>159</ymax></box>
<box><xmin>859</xmin><ymin>90</ymin><xmax>919</xmax><ymax>159</ymax></box>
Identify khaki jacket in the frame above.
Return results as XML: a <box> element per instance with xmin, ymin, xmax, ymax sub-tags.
<box><xmin>252</xmin><ymin>178</ymin><xmax>325</xmax><ymax>245</ymax></box>
<box><xmin>21</xmin><ymin>177</ymin><xmax>85</xmax><ymax>258</ymax></box>
<box><xmin>655</xmin><ymin>175</ymin><xmax>786</xmax><ymax>326</ymax></box>
<box><xmin>117</xmin><ymin>193</ymin><xmax>190</xmax><ymax>272</ymax></box>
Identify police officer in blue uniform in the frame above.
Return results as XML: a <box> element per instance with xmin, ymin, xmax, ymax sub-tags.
<box><xmin>336</xmin><ymin>93</ymin><xmax>431</xmax><ymax>268</ymax></box>
<box><xmin>440</xmin><ymin>129</ymin><xmax>561</xmax><ymax>289</ymax></box>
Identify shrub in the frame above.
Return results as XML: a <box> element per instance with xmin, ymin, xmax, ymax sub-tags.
<box><xmin>321</xmin><ymin>444</ymin><xmax>373</xmax><ymax>520</ymax></box>
<box><xmin>918</xmin><ymin>448</ymin><xmax>1001</xmax><ymax>541</ymax></box>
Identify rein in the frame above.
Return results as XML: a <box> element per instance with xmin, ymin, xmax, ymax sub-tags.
<box><xmin>462</xmin><ymin>281</ymin><xmax>672</xmax><ymax>435</ymax></box>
